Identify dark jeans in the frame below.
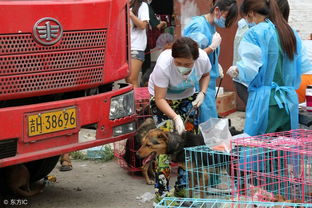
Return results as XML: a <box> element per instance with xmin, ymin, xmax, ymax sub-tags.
<box><xmin>233</xmin><ymin>81</ymin><xmax>248</xmax><ymax>106</ymax></box>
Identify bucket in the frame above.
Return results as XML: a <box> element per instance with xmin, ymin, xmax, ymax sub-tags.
<box><xmin>306</xmin><ymin>85</ymin><xmax>312</xmax><ymax>112</ymax></box>
<box><xmin>86</xmin><ymin>146</ymin><xmax>103</xmax><ymax>159</ymax></box>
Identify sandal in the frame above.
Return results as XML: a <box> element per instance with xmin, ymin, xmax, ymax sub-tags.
<box><xmin>59</xmin><ymin>156</ymin><xmax>73</xmax><ymax>171</ymax></box>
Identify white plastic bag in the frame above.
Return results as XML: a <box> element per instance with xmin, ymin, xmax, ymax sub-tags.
<box><xmin>155</xmin><ymin>33</ymin><xmax>174</xmax><ymax>49</ymax></box>
<box><xmin>199</xmin><ymin>118</ymin><xmax>232</xmax><ymax>152</ymax></box>
<box><xmin>136</xmin><ymin>192</ymin><xmax>154</xmax><ymax>203</ymax></box>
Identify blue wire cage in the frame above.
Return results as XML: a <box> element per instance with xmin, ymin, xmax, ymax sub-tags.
<box><xmin>155</xmin><ymin>197</ymin><xmax>312</xmax><ymax>208</ymax></box>
<box><xmin>184</xmin><ymin>145</ymin><xmax>236</xmax><ymax>199</ymax></box>
<box><xmin>184</xmin><ymin>130</ymin><xmax>312</xmax><ymax>204</ymax></box>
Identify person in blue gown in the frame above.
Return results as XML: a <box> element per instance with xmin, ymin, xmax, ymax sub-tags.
<box><xmin>226</xmin><ymin>0</ymin><xmax>303</xmax><ymax>136</ymax></box>
<box><xmin>183</xmin><ymin>0</ymin><xmax>238</xmax><ymax>123</ymax></box>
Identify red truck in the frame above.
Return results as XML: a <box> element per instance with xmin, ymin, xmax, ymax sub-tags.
<box><xmin>0</xmin><ymin>0</ymin><xmax>135</xmax><ymax>181</ymax></box>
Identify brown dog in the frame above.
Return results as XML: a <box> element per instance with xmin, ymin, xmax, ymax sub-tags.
<box><xmin>4</xmin><ymin>164</ymin><xmax>45</xmax><ymax>197</ymax></box>
<box><xmin>123</xmin><ymin>118</ymin><xmax>157</xmax><ymax>184</ymax></box>
<box><xmin>136</xmin><ymin>129</ymin><xmax>232</xmax><ymax>198</ymax></box>
<box><xmin>136</xmin><ymin>129</ymin><xmax>205</xmax><ymax>164</ymax></box>
<box><xmin>136</xmin><ymin>118</ymin><xmax>157</xmax><ymax>185</ymax></box>
<box><xmin>136</xmin><ymin>129</ymin><xmax>207</xmax><ymax>197</ymax></box>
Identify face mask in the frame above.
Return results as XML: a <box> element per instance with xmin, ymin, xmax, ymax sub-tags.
<box><xmin>177</xmin><ymin>66</ymin><xmax>192</xmax><ymax>75</ymax></box>
<box><xmin>214</xmin><ymin>16</ymin><xmax>226</xmax><ymax>28</ymax></box>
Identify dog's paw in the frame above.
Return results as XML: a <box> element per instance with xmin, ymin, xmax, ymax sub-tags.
<box><xmin>146</xmin><ymin>180</ymin><xmax>155</xmax><ymax>185</ymax></box>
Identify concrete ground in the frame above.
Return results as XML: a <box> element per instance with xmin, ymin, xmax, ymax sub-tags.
<box><xmin>1</xmin><ymin>111</ymin><xmax>246</xmax><ymax>208</ymax></box>
<box><xmin>30</xmin><ymin>160</ymin><xmax>156</xmax><ymax>208</ymax></box>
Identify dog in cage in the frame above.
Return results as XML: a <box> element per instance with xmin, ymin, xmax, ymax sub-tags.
<box><xmin>123</xmin><ymin>118</ymin><xmax>157</xmax><ymax>184</ymax></box>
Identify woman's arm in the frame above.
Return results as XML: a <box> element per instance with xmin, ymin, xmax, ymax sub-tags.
<box><xmin>154</xmin><ymin>85</ymin><xmax>177</xmax><ymax>119</ymax></box>
<box><xmin>199</xmin><ymin>73</ymin><xmax>210</xmax><ymax>93</ymax></box>
<box><xmin>203</xmin><ymin>47</ymin><xmax>214</xmax><ymax>55</ymax></box>
<box><xmin>236</xmin><ymin>41</ymin><xmax>262</xmax><ymax>85</ymax></box>
<box><xmin>130</xmin><ymin>10</ymin><xmax>148</xmax><ymax>30</ymax></box>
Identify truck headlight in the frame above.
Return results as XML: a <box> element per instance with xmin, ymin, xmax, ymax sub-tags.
<box><xmin>113</xmin><ymin>122</ymin><xmax>136</xmax><ymax>136</ymax></box>
<box><xmin>109</xmin><ymin>91</ymin><xmax>134</xmax><ymax>120</ymax></box>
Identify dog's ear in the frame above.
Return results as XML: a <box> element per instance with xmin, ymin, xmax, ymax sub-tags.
<box><xmin>136</xmin><ymin>118</ymin><xmax>156</xmax><ymax>142</ymax></box>
<box><xmin>165</xmin><ymin>132</ymin><xmax>184</xmax><ymax>154</ymax></box>
<box><xmin>137</xmin><ymin>118</ymin><xmax>156</xmax><ymax>131</ymax></box>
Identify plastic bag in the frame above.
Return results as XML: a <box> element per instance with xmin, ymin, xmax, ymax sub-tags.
<box><xmin>199</xmin><ymin>118</ymin><xmax>232</xmax><ymax>152</ymax></box>
<box><xmin>136</xmin><ymin>192</ymin><xmax>154</xmax><ymax>203</ymax></box>
<box><xmin>155</xmin><ymin>32</ymin><xmax>174</xmax><ymax>49</ymax></box>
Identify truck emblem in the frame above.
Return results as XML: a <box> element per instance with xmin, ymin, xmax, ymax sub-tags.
<box><xmin>33</xmin><ymin>17</ymin><xmax>63</xmax><ymax>46</ymax></box>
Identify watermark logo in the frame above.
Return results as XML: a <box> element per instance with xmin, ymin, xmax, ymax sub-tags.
<box><xmin>33</xmin><ymin>17</ymin><xmax>63</xmax><ymax>46</ymax></box>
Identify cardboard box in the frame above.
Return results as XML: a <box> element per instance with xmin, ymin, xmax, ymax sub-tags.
<box><xmin>216</xmin><ymin>92</ymin><xmax>236</xmax><ymax>117</ymax></box>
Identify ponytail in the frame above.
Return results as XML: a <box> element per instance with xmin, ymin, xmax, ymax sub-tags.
<box><xmin>240</xmin><ymin>0</ymin><xmax>296</xmax><ymax>60</ymax></box>
<box><xmin>268</xmin><ymin>0</ymin><xmax>296</xmax><ymax>60</ymax></box>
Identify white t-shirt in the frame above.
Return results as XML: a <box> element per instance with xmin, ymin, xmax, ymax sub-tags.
<box><xmin>148</xmin><ymin>49</ymin><xmax>211</xmax><ymax>100</ymax></box>
<box><xmin>130</xmin><ymin>2</ymin><xmax>149</xmax><ymax>51</ymax></box>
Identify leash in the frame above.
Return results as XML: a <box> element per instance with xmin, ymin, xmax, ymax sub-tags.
<box><xmin>184</xmin><ymin>106</ymin><xmax>197</xmax><ymax>125</ymax></box>
<box><xmin>144</xmin><ymin>48</ymin><xmax>162</xmax><ymax>55</ymax></box>
<box><xmin>183</xmin><ymin>78</ymin><xmax>222</xmax><ymax>125</ymax></box>
<box><xmin>215</xmin><ymin>78</ymin><xmax>223</xmax><ymax>99</ymax></box>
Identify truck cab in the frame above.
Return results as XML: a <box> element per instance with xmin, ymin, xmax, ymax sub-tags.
<box><xmin>0</xmin><ymin>0</ymin><xmax>135</xmax><ymax>181</ymax></box>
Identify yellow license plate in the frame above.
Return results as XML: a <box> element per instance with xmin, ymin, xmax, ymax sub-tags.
<box><xmin>27</xmin><ymin>107</ymin><xmax>77</xmax><ymax>137</ymax></box>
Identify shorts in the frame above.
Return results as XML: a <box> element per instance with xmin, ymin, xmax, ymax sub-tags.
<box><xmin>131</xmin><ymin>50</ymin><xmax>145</xmax><ymax>62</ymax></box>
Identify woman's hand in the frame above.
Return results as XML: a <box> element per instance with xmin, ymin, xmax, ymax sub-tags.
<box><xmin>173</xmin><ymin>115</ymin><xmax>185</xmax><ymax>135</ymax></box>
<box><xmin>209</xmin><ymin>32</ymin><xmax>222</xmax><ymax>51</ymax></box>
<box><xmin>129</xmin><ymin>10</ymin><xmax>134</xmax><ymax>17</ymax></box>
<box><xmin>218</xmin><ymin>64</ymin><xmax>224</xmax><ymax>78</ymax></box>
<box><xmin>227</xmin><ymin>66</ymin><xmax>239</xmax><ymax>78</ymax></box>
<box><xmin>156</xmin><ymin>21</ymin><xmax>167</xmax><ymax>30</ymax></box>
<box><xmin>192</xmin><ymin>92</ymin><xmax>205</xmax><ymax>108</ymax></box>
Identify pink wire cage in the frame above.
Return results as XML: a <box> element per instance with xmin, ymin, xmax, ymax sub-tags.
<box><xmin>114</xmin><ymin>87</ymin><xmax>151</xmax><ymax>171</ymax></box>
<box><xmin>230</xmin><ymin>129</ymin><xmax>312</xmax><ymax>203</ymax></box>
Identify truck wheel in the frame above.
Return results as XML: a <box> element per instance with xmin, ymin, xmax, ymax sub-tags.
<box><xmin>25</xmin><ymin>155</ymin><xmax>60</xmax><ymax>182</ymax></box>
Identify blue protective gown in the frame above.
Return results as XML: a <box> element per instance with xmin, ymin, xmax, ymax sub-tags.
<box><xmin>183</xmin><ymin>16</ymin><xmax>219</xmax><ymax>123</ymax></box>
<box><xmin>237</xmin><ymin>19</ymin><xmax>302</xmax><ymax>136</ymax></box>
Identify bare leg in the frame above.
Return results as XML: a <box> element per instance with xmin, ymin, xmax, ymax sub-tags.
<box><xmin>126</xmin><ymin>58</ymin><xmax>143</xmax><ymax>88</ymax></box>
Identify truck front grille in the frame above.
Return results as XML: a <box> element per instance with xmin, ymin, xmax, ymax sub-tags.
<box><xmin>0</xmin><ymin>29</ymin><xmax>107</xmax><ymax>100</ymax></box>
<box><xmin>0</xmin><ymin>139</ymin><xmax>17</xmax><ymax>159</ymax></box>
<box><xmin>0</xmin><ymin>49</ymin><xmax>105</xmax><ymax>75</ymax></box>
<box><xmin>0</xmin><ymin>30</ymin><xmax>107</xmax><ymax>55</ymax></box>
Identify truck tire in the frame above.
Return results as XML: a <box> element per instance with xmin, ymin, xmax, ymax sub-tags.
<box><xmin>25</xmin><ymin>155</ymin><xmax>60</xmax><ymax>182</ymax></box>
